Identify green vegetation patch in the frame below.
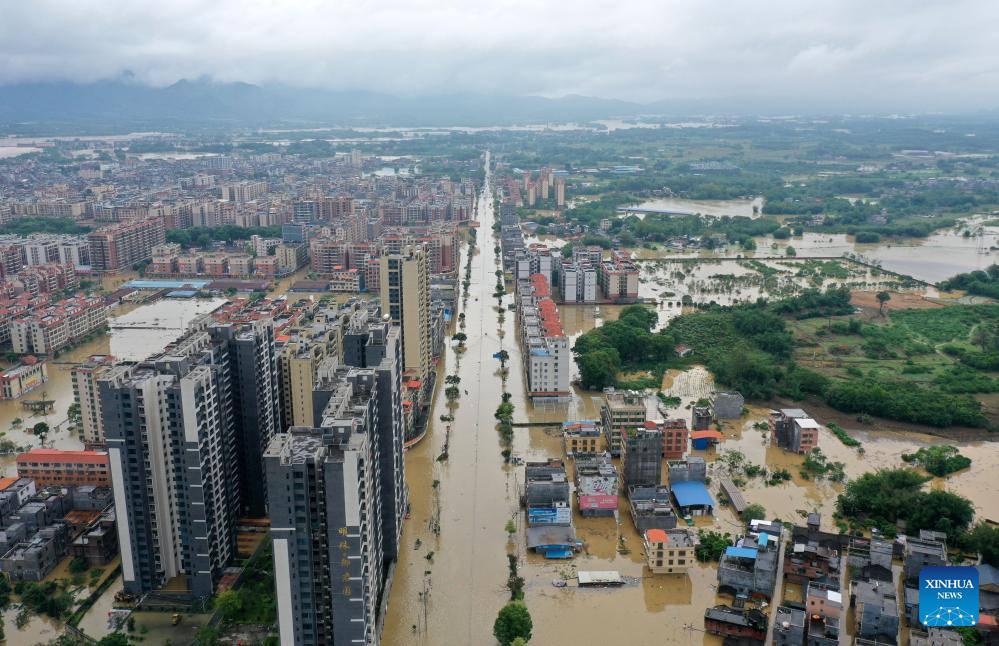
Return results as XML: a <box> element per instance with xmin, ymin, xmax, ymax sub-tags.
<box><xmin>836</xmin><ymin>468</ymin><xmax>974</xmax><ymax>541</ymax></box>
<box><xmin>901</xmin><ymin>445</ymin><xmax>972</xmax><ymax>477</ymax></box>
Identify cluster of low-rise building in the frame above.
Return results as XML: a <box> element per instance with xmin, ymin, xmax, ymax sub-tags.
<box><xmin>0</xmin><ymin>476</ymin><xmax>117</xmax><ymax>582</ymax></box>
<box><xmin>8</xmin><ymin>294</ymin><xmax>108</xmax><ymax>355</ymax></box>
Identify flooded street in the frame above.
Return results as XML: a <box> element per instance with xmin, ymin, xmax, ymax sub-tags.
<box><xmin>383</xmin><ymin>155</ymin><xmax>999</xmax><ymax>645</ymax></box>
<box><xmin>382</xmin><ymin>156</ymin><xmax>726</xmax><ymax>645</ymax></box>
<box><xmin>0</xmin><ymin>166</ymin><xmax>994</xmax><ymax>646</ymax></box>
<box><xmin>381</xmin><ymin>153</ymin><xmax>512</xmax><ymax>644</ymax></box>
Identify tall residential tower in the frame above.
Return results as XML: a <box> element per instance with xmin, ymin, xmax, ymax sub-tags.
<box><xmin>102</xmin><ymin>316</ymin><xmax>281</xmax><ymax>598</ymax></box>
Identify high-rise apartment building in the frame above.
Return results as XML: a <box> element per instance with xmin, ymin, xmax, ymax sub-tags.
<box><xmin>210</xmin><ymin>321</ymin><xmax>282</xmax><ymax>517</ymax></box>
<box><xmin>71</xmin><ymin>354</ymin><xmax>115</xmax><ymax>448</ymax></box>
<box><xmin>102</xmin><ymin>316</ymin><xmax>281</xmax><ymax>598</ymax></box>
<box><xmin>380</xmin><ymin>245</ymin><xmax>431</xmax><ymax>392</ymax></box>
<box><xmin>266</xmin><ymin>369</ymin><xmax>387</xmax><ymax>646</ymax></box>
<box><xmin>339</xmin><ymin>303</ymin><xmax>406</xmax><ymax>562</ymax></box>
<box><xmin>277</xmin><ymin>305</ymin><xmax>344</xmax><ymax>430</ymax></box>
<box><xmin>86</xmin><ymin>216</ymin><xmax>166</xmax><ymax>272</ymax></box>
<box><xmin>516</xmin><ymin>274</ymin><xmax>572</xmax><ymax>402</ymax></box>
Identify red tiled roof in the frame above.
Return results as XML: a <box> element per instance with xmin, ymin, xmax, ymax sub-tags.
<box><xmin>691</xmin><ymin>430</ymin><xmax>724</xmax><ymax>440</ymax></box>
<box><xmin>529</xmin><ymin>273</ymin><xmax>550</xmax><ymax>298</ymax></box>
<box><xmin>646</xmin><ymin>529</ymin><xmax>668</xmax><ymax>543</ymax></box>
<box><xmin>16</xmin><ymin>448</ymin><xmax>109</xmax><ymax>465</ymax></box>
<box><xmin>537</xmin><ymin>298</ymin><xmax>563</xmax><ymax>337</ymax></box>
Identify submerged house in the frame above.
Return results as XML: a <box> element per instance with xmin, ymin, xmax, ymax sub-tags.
<box><xmin>523</xmin><ymin>459</ymin><xmax>577</xmax><ymax>559</ymax></box>
<box><xmin>717</xmin><ymin>523</ymin><xmax>782</xmax><ymax>600</ymax></box>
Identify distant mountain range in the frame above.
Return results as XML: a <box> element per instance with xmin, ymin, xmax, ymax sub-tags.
<box><xmin>0</xmin><ymin>78</ymin><xmax>648</xmax><ymax>128</ymax></box>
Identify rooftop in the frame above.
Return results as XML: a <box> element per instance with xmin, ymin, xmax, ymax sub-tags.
<box><xmin>671</xmin><ymin>480</ymin><xmax>714</xmax><ymax>508</ymax></box>
<box><xmin>17</xmin><ymin>448</ymin><xmax>109</xmax><ymax>465</ymax></box>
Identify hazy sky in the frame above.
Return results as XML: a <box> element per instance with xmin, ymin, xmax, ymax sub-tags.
<box><xmin>2</xmin><ymin>0</ymin><xmax>998</xmax><ymax>110</ymax></box>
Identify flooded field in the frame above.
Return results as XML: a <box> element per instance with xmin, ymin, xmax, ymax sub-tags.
<box><xmin>636</xmin><ymin>256</ymin><xmax>930</xmax><ymax>316</ymax></box>
<box><xmin>529</xmin><ymin>214</ymin><xmax>999</xmax><ymax>284</ymax></box>
<box><xmin>109</xmin><ymin>297</ymin><xmax>227</xmax><ymax>361</ymax></box>
<box><xmin>622</xmin><ymin>196</ymin><xmax>765</xmax><ymax>219</ymax></box>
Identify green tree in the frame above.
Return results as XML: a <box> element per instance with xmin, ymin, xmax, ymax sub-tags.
<box><xmin>901</xmin><ymin>445</ymin><xmax>971</xmax><ymax>477</ymax></box>
<box><xmin>97</xmin><ymin>634</ymin><xmax>130</xmax><ymax>646</ymax></box>
<box><xmin>68</xmin><ymin>556</ymin><xmax>89</xmax><ymax>575</ymax></box>
<box><xmin>965</xmin><ymin>522</ymin><xmax>999</xmax><ymax>567</ymax></box>
<box><xmin>32</xmin><ymin>422</ymin><xmax>49</xmax><ymax>445</ymax></box>
<box><xmin>195</xmin><ymin>626</ymin><xmax>220</xmax><ymax>646</ymax></box>
<box><xmin>493</xmin><ymin>602</ymin><xmax>533</xmax><ymax>645</ymax></box>
<box><xmin>741</xmin><ymin>503</ymin><xmax>767</xmax><ymax>523</ymax></box>
<box><xmin>876</xmin><ymin>291</ymin><xmax>891</xmax><ymax>316</ymax></box>
<box><xmin>907</xmin><ymin>490</ymin><xmax>975</xmax><ymax>541</ymax></box>
<box><xmin>213</xmin><ymin>589</ymin><xmax>243</xmax><ymax>621</ymax></box>
<box><xmin>577</xmin><ymin>348</ymin><xmax>620</xmax><ymax>390</ymax></box>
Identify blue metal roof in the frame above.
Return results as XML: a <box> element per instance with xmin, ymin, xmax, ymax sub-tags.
<box><xmin>758</xmin><ymin>532</ymin><xmax>770</xmax><ymax>547</ymax></box>
<box><xmin>725</xmin><ymin>546</ymin><xmax>759</xmax><ymax>560</ymax></box>
<box><xmin>671</xmin><ymin>480</ymin><xmax>715</xmax><ymax>508</ymax></box>
<box><xmin>125</xmin><ymin>279</ymin><xmax>211</xmax><ymax>289</ymax></box>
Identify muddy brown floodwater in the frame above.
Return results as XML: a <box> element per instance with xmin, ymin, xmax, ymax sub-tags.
<box><xmin>381</xmin><ymin>155</ymin><xmax>727</xmax><ymax>646</ymax></box>
<box><xmin>382</xmin><ymin>154</ymin><xmax>999</xmax><ymax>645</ymax></box>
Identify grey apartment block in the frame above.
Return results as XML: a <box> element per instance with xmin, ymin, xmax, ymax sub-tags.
<box><xmin>773</xmin><ymin>605</ymin><xmax>806</xmax><ymax>646</ymax></box>
<box><xmin>903</xmin><ymin>531</ymin><xmax>947</xmax><ymax>586</ymax></box>
<box><xmin>851</xmin><ymin>578</ymin><xmax>899</xmax><ymax>645</ymax></box>
<box><xmin>101</xmin><ymin>315</ymin><xmax>280</xmax><ymax>599</ymax></box>
<box><xmin>339</xmin><ymin>303</ymin><xmax>406</xmax><ymax>565</ymax></box>
<box><xmin>717</xmin><ymin>530</ymin><xmax>781</xmax><ymax>600</ymax></box>
<box><xmin>210</xmin><ymin>320</ymin><xmax>282</xmax><ymax>518</ymax></box>
<box><xmin>628</xmin><ymin>485</ymin><xmax>677</xmax><ymax>532</ymax></box>
<box><xmin>266</xmin><ymin>368</ymin><xmax>388</xmax><ymax>646</ymax></box>
<box><xmin>1</xmin><ymin>523</ymin><xmax>70</xmax><ymax>581</ymax></box>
